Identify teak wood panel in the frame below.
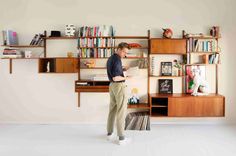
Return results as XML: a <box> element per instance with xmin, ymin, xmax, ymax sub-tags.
<box><xmin>56</xmin><ymin>58</ymin><xmax>78</xmax><ymax>73</ymax></box>
<box><xmin>150</xmin><ymin>39</ymin><xmax>187</xmax><ymax>54</ymax></box>
<box><xmin>168</xmin><ymin>96</ymin><xmax>225</xmax><ymax>117</ymax></box>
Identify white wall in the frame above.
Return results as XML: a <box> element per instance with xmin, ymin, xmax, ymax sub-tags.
<box><xmin>0</xmin><ymin>0</ymin><xmax>236</xmax><ymax>124</ymax></box>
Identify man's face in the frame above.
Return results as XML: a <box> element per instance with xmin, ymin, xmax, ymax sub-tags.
<box><xmin>118</xmin><ymin>48</ymin><xmax>128</xmax><ymax>58</ymax></box>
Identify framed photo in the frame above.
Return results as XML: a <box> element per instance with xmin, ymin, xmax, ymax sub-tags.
<box><xmin>161</xmin><ymin>62</ymin><xmax>172</xmax><ymax>76</ymax></box>
<box><xmin>158</xmin><ymin>79</ymin><xmax>173</xmax><ymax>94</ymax></box>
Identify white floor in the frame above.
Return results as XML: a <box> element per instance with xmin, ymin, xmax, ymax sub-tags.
<box><xmin>0</xmin><ymin>124</ymin><xmax>236</xmax><ymax>156</ymax></box>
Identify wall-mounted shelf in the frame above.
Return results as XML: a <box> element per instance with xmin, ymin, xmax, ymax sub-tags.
<box><xmin>1</xmin><ymin>45</ymin><xmax>44</xmax><ymax>48</ymax></box>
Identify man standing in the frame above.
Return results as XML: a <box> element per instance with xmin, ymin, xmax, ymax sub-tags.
<box><xmin>106</xmin><ymin>42</ymin><xmax>131</xmax><ymax>145</ymax></box>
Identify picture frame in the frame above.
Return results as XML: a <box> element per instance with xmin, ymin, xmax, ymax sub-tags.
<box><xmin>158</xmin><ymin>79</ymin><xmax>173</xmax><ymax>94</ymax></box>
<box><xmin>161</xmin><ymin>62</ymin><xmax>172</xmax><ymax>76</ymax></box>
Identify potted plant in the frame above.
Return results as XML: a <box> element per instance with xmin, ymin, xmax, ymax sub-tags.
<box><xmin>173</xmin><ymin>60</ymin><xmax>182</xmax><ymax>76</ymax></box>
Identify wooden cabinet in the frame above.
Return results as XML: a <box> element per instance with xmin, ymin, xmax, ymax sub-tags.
<box><xmin>56</xmin><ymin>58</ymin><xmax>78</xmax><ymax>73</ymax></box>
<box><xmin>39</xmin><ymin>58</ymin><xmax>78</xmax><ymax>73</ymax></box>
<box><xmin>150</xmin><ymin>93</ymin><xmax>225</xmax><ymax>117</ymax></box>
<box><xmin>150</xmin><ymin>38</ymin><xmax>187</xmax><ymax>54</ymax></box>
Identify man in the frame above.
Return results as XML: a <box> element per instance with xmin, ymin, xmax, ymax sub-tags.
<box><xmin>106</xmin><ymin>42</ymin><xmax>131</xmax><ymax>145</ymax></box>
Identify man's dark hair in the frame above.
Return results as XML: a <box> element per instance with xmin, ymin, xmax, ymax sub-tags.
<box><xmin>117</xmin><ymin>42</ymin><xmax>130</xmax><ymax>50</ymax></box>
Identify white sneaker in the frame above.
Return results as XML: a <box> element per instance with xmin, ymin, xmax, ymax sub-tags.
<box><xmin>118</xmin><ymin>137</ymin><xmax>132</xmax><ymax>145</ymax></box>
<box><xmin>107</xmin><ymin>134</ymin><xmax>115</xmax><ymax>141</ymax></box>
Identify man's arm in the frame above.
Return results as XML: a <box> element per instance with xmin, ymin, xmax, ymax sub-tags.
<box><xmin>112</xmin><ymin>76</ymin><xmax>126</xmax><ymax>82</ymax></box>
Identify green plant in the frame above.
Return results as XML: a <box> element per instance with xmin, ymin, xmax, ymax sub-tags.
<box><xmin>173</xmin><ymin>59</ymin><xmax>182</xmax><ymax>69</ymax></box>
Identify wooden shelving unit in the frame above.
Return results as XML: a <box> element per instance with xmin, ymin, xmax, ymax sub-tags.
<box><xmin>1</xmin><ymin>28</ymin><xmax>225</xmax><ymax>117</ymax></box>
<box><xmin>75</xmin><ymin>30</ymin><xmax>151</xmax><ymax>107</ymax></box>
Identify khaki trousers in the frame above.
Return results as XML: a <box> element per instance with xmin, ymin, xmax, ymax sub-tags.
<box><xmin>107</xmin><ymin>82</ymin><xmax>127</xmax><ymax>137</ymax></box>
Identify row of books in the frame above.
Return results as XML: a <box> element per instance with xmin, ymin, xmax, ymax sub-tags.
<box><xmin>30</xmin><ymin>33</ymin><xmax>44</xmax><ymax>46</ymax></box>
<box><xmin>78</xmin><ymin>38</ymin><xmax>115</xmax><ymax>48</ymax></box>
<box><xmin>2</xmin><ymin>48</ymin><xmax>22</xmax><ymax>58</ymax></box>
<box><xmin>78</xmin><ymin>25</ymin><xmax>115</xmax><ymax>37</ymax></box>
<box><xmin>125</xmin><ymin>111</ymin><xmax>150</xmax><ymax>131</ymax></box>
<box><xmin>187</xmin><ymin>38</ymin><xmax>218</xmax><ymax>52</ymax></box>
<box><xmin>2</xmin><ymin>30</ymin><xmax>18</xmax><ymax>45</ymax></box>
<box><xmin>78</xmin><ymin>48</ymin><xmax>114</xmax><ymax>58</ymax></box>
<box><xmin>208</xmin><ymin>53</ymin><xmax>219</xmax><ymax>64</ymax></box>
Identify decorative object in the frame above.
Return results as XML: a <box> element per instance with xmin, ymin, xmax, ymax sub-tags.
<box><xmin>46</xmin><ymin>61</ymin><xmax>50</xmax><ymax>72</ymax></box>
<box><xmin>128</xmin><ymin>88</ymin><xmax>140</xmax><ymax>104</ymax></box>
<box><xmin>24</xmin><ymin>51</ymin><xmax>32</xmax><ymax>58</ymax></box>
<box><xmin>128</xmin><ymin>43</ymin><xmax>142</xmax><ymax>48</ymax></box>
<box><xmin>158</xmin><ymin>79</ymin><xmax>173</xmax><ymax>94</ymax></box>
<box><xmin>186</xmin><ymin>65</ymin><xmax>209</xmax><ymax>95</ymax></box>
<box><xmin>161</xmin><ymin>62</ymin><xmax>172</xmax><ymax>76</ymax></box>
<box><xmin>83</xmin><ymin>60</ymin><xmax>96</xmax><ymax>68</ymax></box>
<box><xmin>173</xmin><ymin>59</ymin><xmax>182</xmax><ymax>76</ymax></box>
<box><xmin>49</xmin><ymin>31</ymin><xmax>61</xmax><ymax>37</ymax></box>
<box><xmin>191</xmin><ymin>68</ymin><xmax>209</xmax><ymax>96</ymax></box>
<box><xmin>162</xmin><ymin>28</ymin><xmax>173</xmax><ymax>38</ymax></box>
<box><xmin>202</xmin><ymin>54</ymin><xmax>209</xmax><ymax>64</ymax></box>
<box><xmin>65</xmin><ymin>24</ymin><xmax>76</xmax><ymax>37</ymax></box>
<box><xmin>67</xmin><ymin>52</ymin><xmax>73</xmax><ymax>58</ymax></box>
<box><xmin>210</xmin><ymin>26</ymin><xmax>220</xmax><ymax>38</ymax></box>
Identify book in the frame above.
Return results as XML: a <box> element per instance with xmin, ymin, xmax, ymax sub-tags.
<box><xmin>124</xmin><ymin>66</ymin><xmax>139</xmax><ymax>77</ymax></box>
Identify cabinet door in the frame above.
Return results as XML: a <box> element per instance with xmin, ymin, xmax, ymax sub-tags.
<box><xmin>56</xmin><ymin>58</ymin><xmax>78</xmax><ymax>73</ymax></box>
<box><xmin>150</xmin><ymin>39</ymin><xmax>187</xmax><ymax>54</ymax></box>
<box><xmin>168</xmin><ymin>96</ymin><xmax>225</xmax><ymax>117</ymax></box>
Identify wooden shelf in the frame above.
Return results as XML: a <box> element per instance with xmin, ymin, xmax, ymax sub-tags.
<box><xmin>1</xmin><ymin>45</ymin><xmax>44</xmax><ymax>48</ymax></box>
<box><xmin>149</xmin><ymin>93</ymin><xmax>224</xmax><ymax>98</ymax></box>
<box><xmin>80</xmin><ymin>67</ymin><xmax>106</xmax><ymax>69</ymax></box>
<box><xmin>151</xmin><ymin>105</ymin><xmax>168</xmax><ymax>108</ymax></box>
<box><xmin>188</xmin><ymin>51</ymin><xmax>220</xmax><ymax>54</ymax></box>
<box><xmin>77</xmin><ymin>46</ymin><xmax>148</xmax><ymax>49</ymax></box>
<box><xmin>150</xmin><ymin>75</ymin><xmax>184</xmax><ymax>78</ymax></box>
<box><xmin>185</xmin><ymin>63</ymin><xmax>219</xmax><ymax>66</ymax></box>
<box><xmin>185</xmin><ymin>36</ymin><xmax>220</xmax><ymax>39</ymax></box>
<box><xmin>77</xmin><ymin>79</ymin><xmax>109</xmax><ymax>82</ymax></box>
<box><xmin>79</xmin><ymin>57</ymin><xmax>147</xmax><ymax>59</ymax></box>
<box><xmin>114</xmin><ymin>36</ymin><xmax>148</xmax><ymax>39</ymax></box>
<box><xmin>128</xmin><ymin>103</ymin><xmax>150</xmax><ymax>109</ymax></box>
<box><xmin>44</xmin><ymin>36</ymin><xmax>149</xmax><ymax>40</ymax></box>
<box><xmin>44</xmin><ymin>37</ymin><xmax>77</xmax><ymax>40</ymax></box>
<box><xmin>1</xmin><ymin>57</ymin><xmax>40</xmax><ymax>59</ymax></box>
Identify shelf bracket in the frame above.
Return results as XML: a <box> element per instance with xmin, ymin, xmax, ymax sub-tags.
<box><xmin>9</xmin><ymin>59</ymin><xmax>12</xmax><ymax>74</ymax></box>
<box><xmin>78</xmin><ymin>92</ymin><xmax>80</xmax><ymax>107</ymax></box>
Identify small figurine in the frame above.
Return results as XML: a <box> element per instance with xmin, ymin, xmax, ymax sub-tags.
<box><xmin>191</xmin><ymin>68</ymin><xmax>209</xmax><ymax>96</ymax></box>
<box><xmin>162</xmin><ymin>28</ymin><xmax>173</xmax><ymax>38</ymax></box>
<box><xmin>65</xmin><ymin>24</ymin><xmax>76</xmax><ymax>37</ymax></box>
<box><xmin>128</xmin><ymin>88</ymin><xmax>140</xmax><ymax>104</ymax></box>
<box><xmin>46</xmin><ymin>61</ymin><xmax>50</xmax><ymax>72</ymax></box>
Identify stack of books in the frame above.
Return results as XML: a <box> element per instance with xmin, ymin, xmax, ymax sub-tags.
<box><xmin>2</xmin><ymin>48</ymin><xmax>22</xmax><ymax>58</ymax></box>
<box><xmin>151</xmin><ymin>56</ymin><xmax>158</xmax><ymax>76</ymax></box>
<box><xmin>125</xmin><ymin>111</ymin><xmax>150</xmax><ymax>131</ymax></box>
